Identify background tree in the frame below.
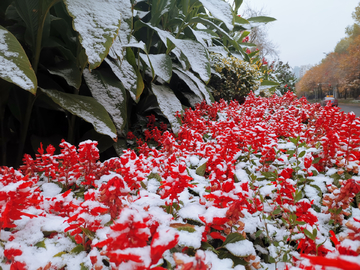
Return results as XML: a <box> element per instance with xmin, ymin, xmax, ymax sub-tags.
<box><xmin>297</xmin><ymin>2</ymin><xmax>360</xmax><ymax>99</ymax></box>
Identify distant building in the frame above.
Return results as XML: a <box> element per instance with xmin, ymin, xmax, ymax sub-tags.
<box><xmin>293</xmin><ymin>66</ymin><xmax>300</xmax><ymax>78</ymax></box>
<box><xmin>293</xmin><ymin>65</ymin><xmax>312</xmax><ymax>79</ymax></box>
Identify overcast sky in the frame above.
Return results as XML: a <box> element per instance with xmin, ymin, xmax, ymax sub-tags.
<box><xmin>237</xmin><ymin>0</ymin><xmax>360</xmax><ymax>68</ymax></box>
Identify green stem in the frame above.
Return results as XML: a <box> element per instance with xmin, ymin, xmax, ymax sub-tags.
<box><xmin>16</xmin><ymin>94</ymin><xmax>36</xmax><ymax>167</ymax></box>
<box><xmin>1</xmin><ymin>113</ymin><xmax>6</xmax><ymax>166</ymax></box>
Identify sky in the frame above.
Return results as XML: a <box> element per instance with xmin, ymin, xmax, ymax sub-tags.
<box><xmin>237</xmin><ymin>0</ymin><xmax>360</xmax><ymax>68</ymax></box>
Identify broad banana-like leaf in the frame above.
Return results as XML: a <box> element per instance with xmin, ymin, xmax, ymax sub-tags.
<box><xmin>40</xmin><ymin>88</ymin><xmax>117</xmax><ymax>140</ymax></box>
<box><xmin>0</xmin><ymin>26</ymin><xmax>37</xmax><ymax>94</ymax></box>
<box><xmin>108</xmin><ymin>0</ymin><xmax>133</xmax><ymax>60</ymax></box>
<box><xmin>173</xmin><ymin>70</ymin><xmax>204</xmax><ymax>102</ymax></box>
<box><xmin>139</xmin><ymin>53</ymin><xmax>172</xmax><ymax>83</ymax></box>
<box><xmin>151</xmin><ymin>83</ymin><xmax>183</xmax><ymax>134</ymax></box>
<box><xmin>63</xmin><ymin>0</ymin><xmax>125</xmax><ymax>69</ymax></box>
<box><xmin>14</xmin><ymin>0</ymin><xmax>60</xmax><ymax>54</ymax></box>
<box><xmin>105</xmin><ymin>58</ymin><xmax>138</xmax><ymax>102</ymax></box>
<box><xmin>189</xmin><ymin>17</ymin><xmax>241</xmax><ymax>52</ymax></box>
<box><xmin>173</xmin><ymin>67</ymin><xmax>213</xmax><ymax>105</ymax></box>
<box><xmin>198</xmin><ymin>0</ymin><xmax>234</xmax><ymax>31</ymax></box>
<box><xmin>83</xmin><ymin>69</ymin><xmax>127</xmax><ymax>135</ymax></box>
<box><xmin>47</xmin><ymin>59</ymin><xmax>82</xmax><ymax>89</ymax></box>
<box><xmin>150</xmin><ymin>0</ymin><xmax>175</xmax><ymax>25</ymax></box>
<box><xmin>142</xmin><ymin>23</ymin><xmax>211</xmax><ymax>83</ymax></box>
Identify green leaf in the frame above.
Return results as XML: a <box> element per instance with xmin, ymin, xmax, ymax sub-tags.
<box><xmin>35</xmin><ymin>239</ymin><xmax>46</xmax><ymax>249</ymax></box>
<box><xmin>142</xmin><ymin>23</ymin><xmax>211</xmax><ymax>82</ymax></box>
<box><xmin>298</xmin><ymin>150</ymin><xmax>306</xmax><ymax>158</ymax></box>
<box><xmin>198</xmin><ymin>0</ymin><xmax>234</xmax><ymax>31</ymax></box>
<box><xmin>148</xmin><ymin>172</ymin><xmax>162</xmax><ymax>182</ymax></box>
<box><xmin>222</xmin><ymin>232</ymin><xmax>245</xmax><ymax>246</ymax></box>
<box><xmin>80</xmin><ymin>263</ymin><xmax>88</xmax><ymax>270</ymax></box>
<box><xmin>255</xmin><ymin>230</ymin><xmax>263</xmax><ymax>238</ymax></box>
<box><xmin>105</xmin><ymin>58</ymin><xmax>138</xmax><ymax>102</ymax></box>
<box><xmin>151</xmin><ymin>83</ymin><xmax>183</xmax><ymax>134</ymax></box>
<box><xmin>303</xmin><ymin>228</ymin><xmax>315</xmax><ymax>241</ymax></box>
<box><xmin>248</xmin><ymin>16</ymin><xmax>276</xmax><ymax>24</ymax></box>
<box><xmin>201</xmin><ymin>241</ymin><xmax>218</xmax><ymax>254</ymax></box>
<box><xmin>189</xmin><ymin>17</ymin><xmax>240</xmax><ymax>51</ymax></box>
<box><xmin>312</xmin><ymin>157</ymin><xmax>321</xmax><ymax>164</ymax></box>
<box><xmin>310</xmin><ymin>184</ymin><xmax>323</xmax><ymax>198</ymax></box>
<box><xmin>83</xmin><ymin>68</ymin><xmax>127</xmax><ymax>135</ymax></box>
<box><xmin>139</xmin><ymin>53</ymin><xmax>172</xmax><ymax>83</ymax></box>
<box><xmin>234</xmin><ymin>15</ymin><xmax>249</xmax><ymax>25</ymax></box>
<box><xmin>53</xmin><ymin>251</ymin><xmax>67</xmax><ymax>257</ymax></box>
<box><xmin>173</xmin><ymin>68</ymin><xmax>213</xmax><ymax>105</ymax></box>
<box><xmin>40</xmin><ymin>88</ymin><xmax>117</xmax><ymax>140</ymax></box>
<box><xmin>63</xmin><ymin>0</ymin><xmax>123</xmax><ymax>69</ymax></box>
<box><xmin>71</xmin><ymin>244</ymin><xmax>85</xmax><ymax>254</ymax></box>
<box><xmin>273</xmin><ymin>207</ymin><xmax>281</xmax><ymax>215</ymax></box>
<box><xmin>14</xmin><ymin>0</ymin><xmax>59</xmax><ymax>50</ymax></box>
<box><xmin>126</xmin><ymin>47</ymin><xmax>144</xmax><ymax>101</ymax></box>
<box><xmin>234</xmin><ymin>0</ymin><xmax>243</xmax><ymax>13</ymax></box>
<box><xmin>47</xmin><ymin>59</ymin><xmax>82</xmax><ymax>89</ymax></box>
<box><xmin>80</xmin><ymin>227</ymin><xmax>96</xmax><ymax>240</ymax></box>
<box><xmin>150</xmin><ymin>0</ymin><xmax>175</xmax><ymax>25</ymax></box>
<box><xmin>196</xmin><ymin>162</ymin><xmax>207</xmax><ymax>176</ymax></box>
<box><xmin>261</xmin><ymin>80</ymin><xmax>279</xmax><ymax>86</ymax></box>
<box><xmin>294</xmin><ymin>190</ymin><xmax>303</xmax><ymax>203</ymax></box>
<box><xmin>0</xmin><ymin>25</ymin><xmax>37</xmax><ymax>93</ymax></box>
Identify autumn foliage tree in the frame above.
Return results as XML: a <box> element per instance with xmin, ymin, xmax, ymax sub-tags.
<box><xmin>297</xmin><ymin>3</ymin><xmax>360</xmax><ymax>99</ymax></box>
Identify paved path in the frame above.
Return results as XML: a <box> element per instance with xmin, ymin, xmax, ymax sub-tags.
<box><xmin>338</xmin><ymin>104</ymin><xmax>360</xmax><ymax>117</ymax></box>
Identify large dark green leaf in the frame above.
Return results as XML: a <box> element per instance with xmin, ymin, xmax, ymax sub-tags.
<box><xmin>63</xmin><ymin>0</ymin><xmax>125</xmax><ymax>69</ymax></box>
<box><xmin>141</xmin><ymin>22</ymin><xmax>211</xmax><ymax>82</ymax></box>
<box><xmin>125</xmin><ymin>47</ymin><xmax>145</xmax><ymax>101</ymax></box>
<box><xmin>189</xmin><ymin>17</ymin><xmax>240</xmax><ymax>52</ymax></box>
<box><xmin>0</xmin><ymin>26</ymin><xmax>37</xmax><ymax>94</ymax></box>
<box><xmin>14</xmin><ymin>0</ymin><xmax>60</xmax><ymax>66</ymax></box>
<box><xmin>46</xmin><ymin>58</ymin><xmax>82</xmax><ymax>89</ymax></box>
<box><xmin>40</xmin><ymin>88</ymin><xmax>117</xmax><ymax>140</ymax></box>
<box><xmin>173</xmin><ymin>67</ymin><xmax>213</xmax><ymax>104</ymax></box>
<box><xmin>83</xmin><ymin>68</ymin><xmax>127</xmax><ymax>135</ymax></box>
<box><xmin>105</xmin><ymin>58</ymin><xmax>138</xmax><ymax>102</ymax></box>
<box><xmin>198</xmin><ymin>0</ymin><xmax>233</xmax><ymax>31</ymax></box>
<box><xmin>151</xmin><ymin>83</ymin><xmax>183</xmax><ymax>134</ymax></box>
<box><xmin>150</xmin><ymin>0</ymin><xmax>176</xmax><ymax>25</ymax></box>
<box><xmin>139</xmin><ymin>53</ymin><xmax>172</xmax><ymax>83</ymax></box>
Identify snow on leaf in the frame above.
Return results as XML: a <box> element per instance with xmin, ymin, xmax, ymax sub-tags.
<box><xmin>172</xmin><ymin>39</ymin><xmax>211</xmax><ymax>83</ymax></box>
<box><xmin>142</xmin><ymin>23</ymin><xmax>210</xmax><ymax>82</ymax></box>
<box><xmin>139</xmin><ymin>53</ymin><xmax>172</xmax><ymax>83</ymax></box>
<box><xmin>40</xmin><ymin>88</ymin><xmax>117</xmax><ymax>140</ymax></box>
<box><xmin>198</xmin><ymin>0</ymin><xmax>234</xmax><ymax>31</ymax></box>
<box><xmin>83</xmin><ymin>69</ymin><xmax>127</xmax><ymax>135</ymax></box>
<box><xmin>151</xmin><ymin>83</ymin><xmax>183</xmax><ymax>134</ymax></box>
<box><xmin>173</xmin><ymin>67</ymin><xmax>213</xmax><ymax>105</ymax></box>
<box><xmin>0</xmin><ymin>26</ymin><xmax>37</xmax><ymax>93</ymax></box>
<box><xmin>63</xmin><ymin>0</ymin><xmax>124</xmax><ymax>69</ymax></box>
<box><xmin>105</xmin><ymin>58</ymin><xmax>137</xmax><ymax>101</ymax></box>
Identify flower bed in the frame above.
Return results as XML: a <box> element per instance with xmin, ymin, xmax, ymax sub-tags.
<box><xmin>1</xmin><ymin>92</ymin><xmax>360</xmax><ymax>270</ymax></box>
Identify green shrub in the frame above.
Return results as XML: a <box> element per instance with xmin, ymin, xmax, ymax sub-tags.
<box><xmin>208</xmin><ymin>53</ymin><xmax>262</xmax><ymax>101</ymax></box>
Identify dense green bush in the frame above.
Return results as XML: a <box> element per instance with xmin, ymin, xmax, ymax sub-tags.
<box><xmin>208</xmin><ymin>53</ymin><xmax>262</xmax><ymax>101</ymax></box>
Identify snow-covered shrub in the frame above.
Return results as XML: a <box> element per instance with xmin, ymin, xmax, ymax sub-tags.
<box><xmin>208</xmin><ymin>53</ymin><xmax>262</xmax><ymax>102</ymax></box>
